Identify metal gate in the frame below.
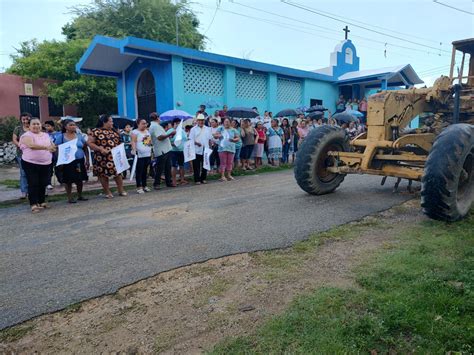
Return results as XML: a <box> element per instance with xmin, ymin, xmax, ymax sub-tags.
<box><xmin>19</xmin><ymin>95</ymin><xmax>40</xmax><ymax>118</ymax></box>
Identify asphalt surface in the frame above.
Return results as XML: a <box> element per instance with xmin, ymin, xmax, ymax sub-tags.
<box><xmin>0</xmin><ymin>170</ymin><xmax>415</xmax><ymax>329</ymax></box>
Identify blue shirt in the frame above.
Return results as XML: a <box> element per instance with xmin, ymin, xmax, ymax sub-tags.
<box><xmin>216</xmin><ymin>127</ymin><xmax>238</xmax><ymax>153</ymax></box>
<box><xmin>54</xmin><ymin>133</ymin><xmax>86</xmax><ymax>160</ymax></box>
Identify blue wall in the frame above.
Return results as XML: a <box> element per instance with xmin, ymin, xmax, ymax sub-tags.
<box><xmin>117</xmin><ymin>52</ymin><xmax>342</xmax><ymax>118</ymax></box>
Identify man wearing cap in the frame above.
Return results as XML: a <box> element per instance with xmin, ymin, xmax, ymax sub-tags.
<box><xmin>189</xmin><ymin>114</ymin><xmax>211</xmax><ymax>184</ymax></box>
<box><xmin>149</xmin><ymin>112</ymin><xmax>175</xmax><ymax>189</ymax></box>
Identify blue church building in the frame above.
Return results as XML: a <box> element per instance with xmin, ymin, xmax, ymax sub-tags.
<box><xmin>76</xmin><ymin>35</ymin><xmax>423</xmax><ymax>118</ymax></box>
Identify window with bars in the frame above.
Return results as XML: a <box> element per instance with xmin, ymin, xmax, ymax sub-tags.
<box><xmin>183</xmin><ymin>63</ymin><xmax>224</xmax><ymax>96</ymax></box>
<box><xmin>235</xmin><ymin>71</ymin><xmax>267</xmax><ymax>101</ymax></box>
<box><xmin>277</xmin><ymin>77</ymin><xmax>302</xmax><ymax>104</ymax></box>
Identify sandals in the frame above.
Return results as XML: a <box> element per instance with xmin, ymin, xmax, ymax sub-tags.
<box><xmin>219</xmin><ymin>177</ymin><xmax>227</xmax><ymax>182</ymax></box>
<box><xmin>31</xmin><ymin>205</ymin><xmax>42</xmax><ymax>213</ymax></box>
<box><xmin>227</xmin><ymin>176</ymin><xmax>235</xmax><ymax>181</ymax></box>
<box><xmin>39</xmin><ymin>203</ymin><xmax>50</xmax><ymax>209</ymax></box>
<box><xmin>77</xmin><ymin>196</ymin><xmax>88</xmax><ymax>201</ymax></box>
<box><xmin>119</xmin><ymin>191</ymin><xmax>128</xmax><ymax>197</ymax></box>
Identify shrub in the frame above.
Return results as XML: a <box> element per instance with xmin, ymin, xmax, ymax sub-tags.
<box><xmin>0</xmin><ymin>116</ymin><xmax>19</xmax><ymax>143</ymax></box>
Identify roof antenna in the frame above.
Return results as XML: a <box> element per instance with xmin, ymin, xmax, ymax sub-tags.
<box><xmin>384</xmin><ymin>43</ymin><xmax>387</xmax><ymax>58</ymax></box>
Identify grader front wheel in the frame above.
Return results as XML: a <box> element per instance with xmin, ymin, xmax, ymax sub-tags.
<box><xmin>421</xmin><ymin>124</ymin><xmax>474</xmax><ymax>221</ymax></box>
<box><xmin>294</xmin><ymin>126</ymin><xmax>350</xmax><ymax>195</ymax></box>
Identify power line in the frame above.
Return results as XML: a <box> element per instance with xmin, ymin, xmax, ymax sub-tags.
<box><xmin>281</xmin><ymin>0</ymin><xmax>452</xmax><ymax>54</ymax></box>
<box><xmin>229</xmin><ymin>1</ymin><xmax>451</xmax><ymax>57</ymax></box>
<box><xmin>433</xmin><ymin>0</ymin><xmax>474</xmax><ymax>15</ymax></box>
<box><xmin>296</xmin><ymin>3</ymin><xmax>445</xmax><ymax>46</ymax></box>
<box><xmin>203</xmin><ymin>0</ymin><xmax>221</xmax><ymax>35</ymax></box>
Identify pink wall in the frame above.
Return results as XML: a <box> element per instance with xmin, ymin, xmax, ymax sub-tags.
<box><xmin>0</xmin><ymin>73</ymin><xmax>77</xmax><ymax>121</ymax></box>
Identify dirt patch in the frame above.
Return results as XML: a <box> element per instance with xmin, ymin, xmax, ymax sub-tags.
<box><xmin>0</xmin><ymin>200</ymin><xmax>425</xmax><ymax>354</ymax></box>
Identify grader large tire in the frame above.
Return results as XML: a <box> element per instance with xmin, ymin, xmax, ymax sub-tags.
<box><xmin>421</xmin><ymin>123</ymin><xmax>474</xmax><ymax>221</ymax></box>
<box><xmin>294</xmin><ymin>126</ymin><xmax>350</xmax><ymax>195</ymax></box>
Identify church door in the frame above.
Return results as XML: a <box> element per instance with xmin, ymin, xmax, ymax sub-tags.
<box><xmin>136</xmin><ymin>70</ymin><xmax>156</xmax><ymax>119</ymax></box>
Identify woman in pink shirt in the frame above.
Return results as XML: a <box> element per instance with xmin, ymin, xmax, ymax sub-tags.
<box><xmin>19</xmin><ymin>118</ymin><xmax>56</xmax><ymax>213</ymax></box>
<box><xmin>297</xmin><ymin>119</ymin><xmax>310</xmax><ymax>149</ymax></box>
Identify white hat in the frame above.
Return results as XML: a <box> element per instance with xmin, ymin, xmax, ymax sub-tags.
<box><xmin>196</xmin><ymin>113</ymin><xmax>206</xmax><ymax>120</ymax></box>
<box><xmin>60</xmin><ymin>116</ymin><xmax>83</xmax><ymax>123</ymax></box>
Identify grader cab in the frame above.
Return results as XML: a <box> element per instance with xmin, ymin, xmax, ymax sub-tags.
<box><xmin>295</xmin><ymin>38</ymin><xmax>474</xmax><ymax>221</ymax></box>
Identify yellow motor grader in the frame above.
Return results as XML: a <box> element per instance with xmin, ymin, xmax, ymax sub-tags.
<box><xmin>295</xmin><ymin>38</ymin><xmax>474</xmax><ymax>221</ymax></box>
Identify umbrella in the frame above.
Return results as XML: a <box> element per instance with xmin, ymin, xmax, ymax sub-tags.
<box><xmin>275</xmin><ymin>108</ymin><xmax>303</xmax><ymax>117</ymax></box>
<box><xmin>306</xmin><ymin>111</ymin><xmax>324</xmax><ymax>119</ymax></box>
<box><xmin>345</xmin><ymin>109</ymin><xmax>364</xmax><ymax>117</ymax></box>
<box><xmin>111</xmin><ymin>116</ymin><xmax>135</xmax><ymax>129</ymax></box>
<box><xmin>60</xmin><ymin>116</ymin><xmax>83</xmax><ymax>123</ymax></box>
<box><xmin>160</xmin><ymin>109</ymin><xmax>193</xmax><ymax>122</ymax></box>
<box><xmin>306</xmin><ymin>105</ymin><xmax>328</xmax><ymax>113</ymax></box>
<box><xmin>332</xmin><ymin>112</ymin><xmax>357</xmax><ymax>124</ymax></box>
<box><xmin>226</xmin><ymin>107</ymin><xmax>259</xmax><ymax>119</ymax></box>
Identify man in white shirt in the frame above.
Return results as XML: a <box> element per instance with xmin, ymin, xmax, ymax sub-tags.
<box><xmin>188</xmin><ymin>114</ymin><xmax>210</xmax><ymax>184</ymax></box>
<box><xmin>149</xmin><ymin>112</ymin><xmax>175</xmax><ymax>189</ymax></box>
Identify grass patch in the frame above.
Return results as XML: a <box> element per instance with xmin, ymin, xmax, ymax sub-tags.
<box><xmin>211</xmin><ymin>211</ymin><xmax>474</xmax><ymax>354</ymax></box>
<box><xmin>0</xmin><ymin>324</ymin><xmax>35</xmax><ymax>342</ymax></box>
<box><xmin>0</xmin><ymin>179</ymin><xmax>20</xmax><ymax>189</ymax></box>
<box><xmin>64</xmin><ymin>302</ymin><xmax>82</xmax><ymax>314</ymax></box>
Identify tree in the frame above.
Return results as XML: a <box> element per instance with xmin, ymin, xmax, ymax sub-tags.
<box><xmin>62</xmin><ymin>0</ymin><xmax>205</xmax><ymax>49</ymax></box>
<box><xmin>8</xmin><ymin>39</ymin><xmax>117</xmax><ymax>127</ymax></box>
<box><xmin>7</xmin><ymin>0</ymin><xmax>205</xmax><ymax>126</ymax></box>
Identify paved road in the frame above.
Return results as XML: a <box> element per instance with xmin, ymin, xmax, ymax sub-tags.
<box><xmin>0</xmin><ymin>170</ymin><xmax>415</xmax><ymax>329</ymax></box>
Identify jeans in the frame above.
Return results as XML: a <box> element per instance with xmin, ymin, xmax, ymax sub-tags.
<box><xmin>192</xmin><ymin>154</ymin><xmax>208</xmax><ymax>183</ymax></box>
<box><xmin>154</xmin><ymin>152</ymin><xmax>172</xmax><ymax>187</ymax></box>
<box><xmin>136</xmin><ymin>156</ymin><xmax>151</xmax><ymax>188</ymax></box>
<box><xmin>21</xmin><ymin>159</ymin><xmax>49</xmax><ymax>206</ymax></box>
<box><xmin>16</xmin><ymin>156</ymin><xmax>28</xmax><ymax>193</ymax></box>
<box><xmin>234</xmin><ymin>147</ymin><xmax>241</xmax><ymax>162</ymax></box>
<box><xmin>219</xmin><ymin>152</ymin><xmax>235</xmax><ymax>172</ymax></box>
<box><xmin>282</xmin><ymin>143</ymin><xmax>290</xmax><ymax>163</ymax></box>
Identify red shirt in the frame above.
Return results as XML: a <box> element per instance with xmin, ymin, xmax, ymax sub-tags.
<box><xmin>257</xmin><ymin>129</ymin><xmax>266</xmax><ymax>143</ymax></box>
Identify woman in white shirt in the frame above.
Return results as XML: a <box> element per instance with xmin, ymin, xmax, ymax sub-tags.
<box><xmin>131</xmin><ymin>118</ymin><xmax>152</xmax><ymax>193</ymax></box>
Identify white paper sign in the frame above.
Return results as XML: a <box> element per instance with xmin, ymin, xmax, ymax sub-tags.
<box><xmin>129</xmin><ymin>154</ymin><xmax>138</xmax><ymax>182</ymax></box>
<box><xmin>203</xmin><ymin>147</ymin><xmax>212</xmax><ymax>171</ymax></box>
<box><xmin>56</xmin><ymin>138</ymin><xmax>78</xmax><ymax>166</ymax></box>
<box><xmin>220</xmin><ymin>129</ymin><xmax>230</xmax><ymax>148</ymax></box>
<box><xmin>111</xmin><ymin>143</ymin><xmax>130</xmax><ymax>174</ymax></box>
<box><xmin>183</xmin><ymin>140</ymin><xmax>196</xmax><ymax>163</ymax></box>
<box><xmin>173</xmin><ymin>120</ymin><xmax>184</xmax><ymax>147</ymax></box>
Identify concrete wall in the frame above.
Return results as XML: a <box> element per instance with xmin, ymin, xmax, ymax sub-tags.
<box><xmin>0</xmin><ymin>73</ymin><xmax>77</xmax><ymax>120</ymax></box>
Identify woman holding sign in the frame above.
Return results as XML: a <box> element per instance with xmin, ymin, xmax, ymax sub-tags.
<box><xmin>131</xmin><ymin>118</ymin><xmax>152</xmax><ymax>194</ymax></box>
<box><xmin>54</xmin><ymin>119</ymin><xmax>90</xmax><ymax>203</ymax></box>
<box><xmin>213</xmin><ymin>118</ymin><xmax>240</xmax><ymax>182</ymax></box>
<box><xmin>19</xmin><ymin>118</ymin><xmax>56</xmax><ymax>213</ymax></box>
<box><xmin>88</xmin><ymin>114</ymin><xmax>127</xmax><ymax>199</ymax></box>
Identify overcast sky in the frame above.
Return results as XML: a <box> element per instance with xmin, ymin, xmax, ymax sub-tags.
<box><xmin>1</xmin><ymin>0</ymin><xmax>472</xmax><ymax>85</ymax></box>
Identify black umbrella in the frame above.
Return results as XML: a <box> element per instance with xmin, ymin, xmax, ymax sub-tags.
<box><xmin>306</xmin><ymin>105</ymin><xmax>328</xmax><ymax>113</ymax></box>
<box><xmin>275</xmin><ymin>108</ymin><xmax>303</xmax><ymax>117</ymax></box>
<box><xmin>112</xmin><ymin>116</ymin><xmax>136</xmax><ymax>129</ymax></box>
<box><xmin>306</xmin><ymin>111</ymin><xmax>324</xmax><ymax>119</ymax></box>
<box><xmin>226</xmin><ymin>107</ymin><xmax>259</xmax><ymax>119</ymax></box>
<box><xmin>332</xmin><ymin>112</ymin><xmax>357</xmax><ymax>124</ymax></box>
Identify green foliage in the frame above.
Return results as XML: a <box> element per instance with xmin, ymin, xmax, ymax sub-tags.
<box><xmin>0</xmin><ymin>116</ymin><xmax>19</xmax><ymax>143</ymax></box>
<box><xmin>7</xmin><ymin>0</ymin><xmax>205</xmax><ymax>127</ymax></box>
<box><xmin>62</xmin><ymin>0</ymin><xmax>205</xmax><ymax>49</ymax></box>
<box><xmin>211</xmin><ymin>211</ymin><xmax>474</xmax><ymax>354</ymax></box>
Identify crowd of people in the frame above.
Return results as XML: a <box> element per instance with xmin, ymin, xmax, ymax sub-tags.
<box><xmin>11</xmin><ymin>102</ymin><xmax>367</xmax><ymax>213</ymax></box>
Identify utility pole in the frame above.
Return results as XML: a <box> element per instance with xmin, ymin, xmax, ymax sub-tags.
<box><xmin>175</xmin><ymin>0</ymin><xmax>179</xmax><ymax>46</ymax></box>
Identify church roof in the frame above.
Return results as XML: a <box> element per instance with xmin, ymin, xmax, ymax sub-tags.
<box><xmin>76</xmin><ymin>35</ymin><xmax>335</xmax><ymax>82</ymax></box>
<box><xmin>337</xmin><ymin>64</ymin><xmax>423</xmax><ymax>86</ymax></box>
